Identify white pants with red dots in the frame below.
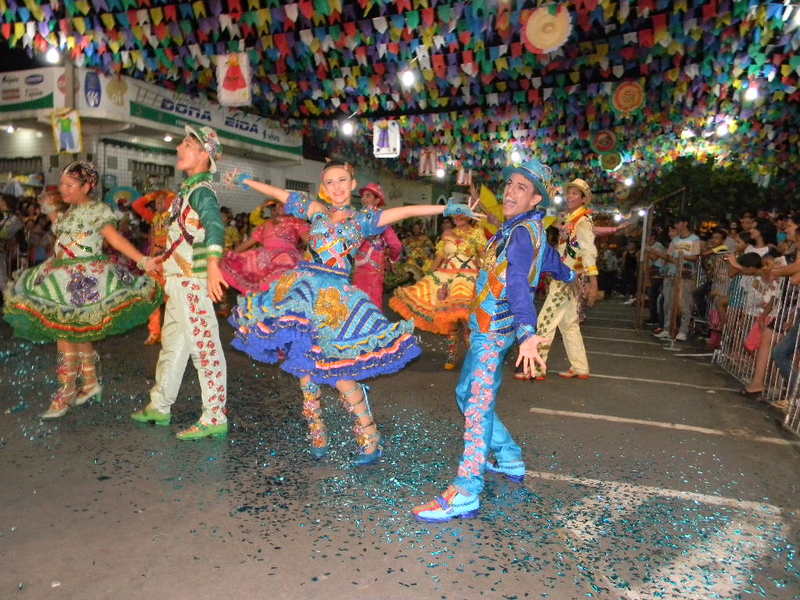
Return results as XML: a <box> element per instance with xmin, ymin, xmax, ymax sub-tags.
<box><xmin>150</xmin><ymin>276</ymin><xmax>227</xmax><ymax>425</ymax></box>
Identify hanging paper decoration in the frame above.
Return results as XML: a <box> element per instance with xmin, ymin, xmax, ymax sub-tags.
<box><xmin>373</xmin><ymin>120</ymin><xmax>401</xmax><ymax>158</ymax></box>
<box><xmin>217</xmin><ymin>53</ymin><xmax>252</xmax><ymax>107</ymax></box>
<box><xmin>521</xmin><ymin>4</ymin><xmax>572</xmax><ymax>55</ymax></box>
<box><xmin>478</xmin><ymin>184</ymin><xmax>502</xmax><ymax>236</ymax></box>
<box><xmin>51</xmin><ymin>109</ymin><xmax>83</xmax><ymax>154</ymax></box>
<box><xmin>456</xmin><ymin>163</ymin><xmax>473</xmax><ymax>187</ymax></box>
<box><xmin>591</xmin><ymin>130</ymin><xmax>618</xmax><ymax>154</ymax></box>
<box><xmin>418</xmin><ymin>149</ymin><xmax>437</xmax><ymax>177</ymax></box>
<box><xmin>600</xmin><ymin>152</ymin><xmax>623</xmax><ymax>172</ymax></box>
<box><xmin>611</xmin><ymin>81</ymin><xmax>646</xmax><ymax>116</ymax></box>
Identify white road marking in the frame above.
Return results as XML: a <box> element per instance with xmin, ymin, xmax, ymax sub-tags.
<box><xmin>583</xmin><ymin>335</ymin><xmax>662</xmax><ymax>346</ymax></box>
<box><xmin>525</xmin><ymin>470</ymin><xmax>797</xmax><ymax>517</ymax></box>
<box><xmin>533</xmin><ymin>471</ymin><xmax>790</xmax><ymax>600</ymax></box>
<box><xmin>528</xmin><ymin>407</ymin><xmax>800</xmax><ymax>446</ymax></box>
<box><xmin>587</xmin><ymin>372</ymin><xmax>738</xmax><ymax>391</ymax></box>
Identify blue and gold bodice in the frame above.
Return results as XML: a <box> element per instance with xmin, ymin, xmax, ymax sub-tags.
<box><xmin>471</xmin><ymin>210</ymin><xmax>575</xmax><ymax>339</ymax></box>
<box><xmin>472</xmin><ymin>216</ymin><xmax>545</xmax><ymax>335</ymax></box>
<box><xmin>286</xmin><ymin>192</ymin><xmax>384</xmax><ymax>275</ymax></box>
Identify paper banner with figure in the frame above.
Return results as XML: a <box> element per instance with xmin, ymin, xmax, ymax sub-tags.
<box><xmin>217</xmin><ymin>53</ymin><xmax>252</xmax><ymax>107</ymax></box>
<box><xmin>373</xmin><ymin>120</ymin><xmax>400</xmax><ymax>158</ymax></box>
<box><xmin>456</xmin><ymin>165</ymin><xmax>473</xmax><ymax>186</ymax></box>
<box><xmin>418</xmin><ymin>148</ymin><xmax>437</xmax><ymax>176</ymax></box>
<box><xmin>51</xmin><ymin>109</ymin><xmax>82</xmax><ymax>154</ymax></box>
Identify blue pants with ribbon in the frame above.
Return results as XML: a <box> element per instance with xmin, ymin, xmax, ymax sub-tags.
<box><xmin>452</xmin><ymin>327</ymin><xmax>524</xmax><ymax>496</ymax></box>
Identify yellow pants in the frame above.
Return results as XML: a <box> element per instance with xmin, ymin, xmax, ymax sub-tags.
<box><xmin>535</xmin><ymin>280</ymin><xmax>589</xmax><ymax>377</ymax></box>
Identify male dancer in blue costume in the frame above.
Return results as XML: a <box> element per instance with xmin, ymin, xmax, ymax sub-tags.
<box><xmin>412</xmin><ymin>159</ymin><xmax>576</xmax><ymax>522</ymax></box>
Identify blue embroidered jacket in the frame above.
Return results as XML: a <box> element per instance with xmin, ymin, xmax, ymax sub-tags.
<box><xmin>472</xmin><ymin>210</ymin><xmax>575</xmax><ymax>342</ymax></box>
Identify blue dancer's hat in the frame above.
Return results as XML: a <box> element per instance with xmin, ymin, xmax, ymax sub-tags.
<box><xmin>502</xmin><ymin>159</ymin><xmax>553</xmax><ymax>207</ymax></box>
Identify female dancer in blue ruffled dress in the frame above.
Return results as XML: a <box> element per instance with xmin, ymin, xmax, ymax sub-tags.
<box><xmin>226</xmin><ymin>162</ymin><xmax>481</xmax><ymax>466</ymax></box>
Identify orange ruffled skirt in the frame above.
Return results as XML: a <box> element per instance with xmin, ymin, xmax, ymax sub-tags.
<box><xmin>388</xmin><ymin>267</ymin><xmax>477</xmax><ymax>335</ymax></box>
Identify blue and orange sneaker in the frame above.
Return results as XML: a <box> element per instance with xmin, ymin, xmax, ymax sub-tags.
<box><xmin>411</xmin><ymin>486</ymin><xmax>480</xmax><ymax>523</ymax></box>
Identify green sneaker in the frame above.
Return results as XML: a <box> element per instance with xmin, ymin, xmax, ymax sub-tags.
<box><xmin>176</xmin><ymin>422</ymin><xmax>228</xmax><ymax>441</ymax></box>
<box><xmin>130</xmin><ymin>406</ymin><xmax>171</xmax><ymax>426</ymax></box>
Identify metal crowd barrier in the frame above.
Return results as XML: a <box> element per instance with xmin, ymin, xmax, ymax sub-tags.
<box><xmin>712</xmin><ymin>265</ymin><xmax>800</xmax><ymax>436</ymax></box>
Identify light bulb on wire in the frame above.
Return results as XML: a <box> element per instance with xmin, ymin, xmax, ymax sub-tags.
<box><xmin>613</xmin><ymin>213</ymin><xmax>623</xmax><ymax>223</ymax></box>
<box><xmin>744</xmin><ymin>85</ymin><xmax>758</xmax><ymax>101</ymax></box>
<box><xmin>435</xmin><ymin>167</ymin><xmax>445</xmax><ymax>179</ymax></box>
<box><xmin>45</xmin><ymin>47</ymin><xmax>60</xmax><ymax>64</ymax></box>
<box><xmin>163</xmin><ymin>134</ymin><xmax>173</xmax><ymax>142</ymax></box>
<box><xmin>638</xmin><ymin>208</ymin><xmax>647</xmax><ymax>217</ymax></box>
<box><xmin>340</xmin><ymin>120</ymin><xmax>355</xmax><ymax>136</ymax></box>
<box><xmin>552</xmin><ymin>194</ymin><xmax>563</xmax><ymax>205</ymax></box>
<box><xmin>716</xmin><ymin>121</ymin><xmax>729</xmax><ymax>137</ymax></box>
<box><xmin>400</xmin><ymin>69</ymin><xmax>416</xmax><ymax>88</ymax></box>
<box><xmin>510</xmin><ymin>150</ymin><xmax>522</xmax><ymax>164</ymax></box>
<box><xmin>624</xmin><ymin>176</ymin><xmax>634</xmax><ymax>187</ymax></box>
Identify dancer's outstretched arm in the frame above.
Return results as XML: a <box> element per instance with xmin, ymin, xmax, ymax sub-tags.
<box><xmin>378</xmin><ymin>197</ymin><xmax>484</xmax><ymax>227</ymax></box>
<box><xmin>223</xmin><ymin>170</ymin><xmax>327</xmax><ymax>218</ymax></box>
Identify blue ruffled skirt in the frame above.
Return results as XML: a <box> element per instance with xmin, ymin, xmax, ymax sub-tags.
<box><xmin>230</xmin><ymin>262</ymin><xmax>421</xmax><ymax>384</ymax></box>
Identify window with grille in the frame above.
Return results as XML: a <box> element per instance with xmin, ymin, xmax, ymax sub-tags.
<box><xmin>285</xmin><ymin>179</ymin><xmax>310</xmax><ymax>193</ymax></box>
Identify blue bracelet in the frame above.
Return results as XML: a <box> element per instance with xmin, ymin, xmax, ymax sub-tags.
<box><xmin>442</xmin><ymin>200</ymin><xmax>475</xmax><ymax>218</ymax></box>
<box><xmin>234</xmin><ymin>172</ymin><xmax>254</xmax><ymax>191</ymax></box>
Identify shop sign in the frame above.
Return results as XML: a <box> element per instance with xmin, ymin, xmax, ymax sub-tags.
<box><xmin>77</xmin><ymin>68</ymin><xmax>301</xmax><ymax>157</ymax></box>
<box><xmin>0</xmin><ymin>67</ymin><xmax>62</xmax><ymax>113</ymax></box>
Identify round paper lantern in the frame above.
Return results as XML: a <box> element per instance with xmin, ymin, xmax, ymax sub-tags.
<box><xmin>104</xmin><ymin>186</ymin><xmax>140</xmax><ymax>210</ymax></box>
<box><xmin>611</xmin><ymin>81</ymin><xmax>645</xmax><ymax>115</ymax></box>
<box><xmin>599</xmin><ymin>152</ymin><xmax>622</xmax><ymax>172</ymax></box>
<box><xmin>591</xmin><ymin>130</ymin><xmax>618</xmax><ymax>154</ymax></box>
<box><xmin>521</xmin><ymin>4</ymin><xmax>572</xmax><ymax>55</ymax></box>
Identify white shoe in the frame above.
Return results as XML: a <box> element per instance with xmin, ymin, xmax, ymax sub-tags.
<box><xmin>675</xmin><ymin>333</ymin><xmax>688</xmax><ymax>342</ymax></box>
<box><xmin>623</xmin><ymin>297</ymin><xmax>636</xmax><ymax>305</ymax></box>
<box><xmin>653</xmin><ymin>330</ymin><xmax>670</xmax><ymax>339</ymax></box>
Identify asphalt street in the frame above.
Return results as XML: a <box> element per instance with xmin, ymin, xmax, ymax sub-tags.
<box><xmin>1</xmin><ymin>300</ymin><xmax>798</xmax><ymax>599</ymax></box>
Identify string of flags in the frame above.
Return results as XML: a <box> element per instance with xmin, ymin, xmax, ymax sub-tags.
<box><xmin>0</xmin><ymin>0</ymin><xmax>797</xmax><ymax>195</ymax></box>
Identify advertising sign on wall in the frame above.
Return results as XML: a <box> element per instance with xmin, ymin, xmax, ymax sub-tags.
<box><xmin>76</xmin><ymin>69</ymin><xmax>301</xmax><ymax>158</ymax></box>
<box><xmin>0</xmin><ymin>67</ymin><xmax>65</xmax><ymax>113</ymax></box>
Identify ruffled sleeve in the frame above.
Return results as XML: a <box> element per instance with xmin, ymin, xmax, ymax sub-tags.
<box><xmin>355</xmin><ymin>208</ymin><xmax>385</xmax><ymax>238</ymax></box>
<box><xmin>285</xmin><ymin>192</ymin><xmax>312</xmax><ymax>220</ymax></box>
<box><xmin>92</xmin><ymin>202</ymin><xmax>118</xmax><ymax>230</ymax></box>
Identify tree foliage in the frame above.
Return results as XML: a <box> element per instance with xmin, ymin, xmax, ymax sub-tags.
<box><xmin>633</xmin><ymin>157</ymin><xmax>781</xmax><ymax>223</ymax></box>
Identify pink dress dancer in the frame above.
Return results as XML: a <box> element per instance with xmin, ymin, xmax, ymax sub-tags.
<box><xmin>352</xmin><ymin>183</ymin><xmax>402</xmax><ymax>309</ymax></box>
<box><xmin>221</xmin><ymin>204</ymin><xmax>309</xmax><ymax>294</ymax></box>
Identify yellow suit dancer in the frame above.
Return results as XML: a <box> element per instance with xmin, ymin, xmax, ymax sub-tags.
<box><xmin>534</xmin><ymin>178</ymin><xmax>598</xmax><ymax>379</ymax></box>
